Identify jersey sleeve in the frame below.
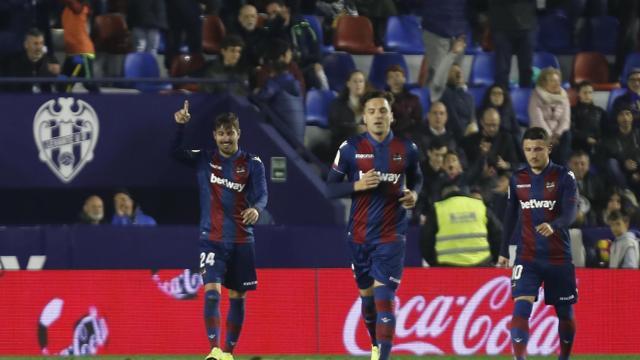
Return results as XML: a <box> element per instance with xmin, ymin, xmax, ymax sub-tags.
<box><xmin>326</xmin><ymin>141</ymin><xmax>356</xmax><ymax>198</ymax></box>
<box><xmin>171</xmin><ymin>124</ymin><xmax>201</xmax><ymax>166</ymax></box>
<box><xmin>549</xmin><ymin>169</ymin><xmax>578</xmax><ymax>231</ymax></box>
<box><xmin>405</xmin><ymin>141</ymin><xmax>423</xmax><ymax>195</ymax></box>
<box><xmin>247</xmin><ymin>156</ymin><xmax>268</xmax><ymax>212</ymax></box>
<box><xmin>499</xmin><ymin>175</ymin><xmax>519</xmax><ymax>258</ymax></box>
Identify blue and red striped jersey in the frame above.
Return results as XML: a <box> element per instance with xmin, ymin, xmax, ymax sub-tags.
<box><xmin>327</xmin><ymin>132</ymin><xmax>423</xmax><ymax>244</ymax></box>
<box><xmin>173</xmin><ymin>126</ymin><xmax>268</xmax><ymax>243</ymax></box>
<box><xmin>501</xmin><ymin>161</ymin><xmax>578</xmax><ymax>264</ymax></box>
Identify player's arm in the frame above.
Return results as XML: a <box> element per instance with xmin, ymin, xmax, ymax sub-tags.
<box><xmin>497</xmin><ymin>176</ymin><xmax>519</xmax><ymax>267</ymax></box>
<box><xmin>326</xmin><ymin>142</ymin><xmax>380</xmax><ymax>198</ymax></box>
<box><xmin>242</xmin><ymin>156</ymin><xmax>268</xmax><ymax>225</ymax></box>
<box><xmin>171</xmin><ymin>100</ymin><xmax>200</xmax><ymax>166</ymax></box>
<box><xmin>399</xmin><ymin>141</ymin><xmax>423</xmax><ymax>209</ymax></box>
<box><xmin>548</xmin><ymin>170</ymin><xmax>578</xmax><ymax>231</ymax></box>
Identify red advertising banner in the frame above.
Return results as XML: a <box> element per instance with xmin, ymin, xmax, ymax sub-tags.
<box><xmin>0</xmin><ymin>268</ymin><xmax>637</xmax><ymax>356</ymax></box>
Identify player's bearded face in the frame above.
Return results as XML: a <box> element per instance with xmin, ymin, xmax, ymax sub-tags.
<box><xmin>363</xmin><ymin>98</ymin><xmax>393</xmax><ymax>136</ymax></box>
<box><xmin>214</xmin><ymin>126</ymin><xmax>240</xmax><ymax>156</ymax></box>
<box><xmin>522</xmin><ymin>139</ymin><xmax>550</xmax><ymax>170</ymax></box>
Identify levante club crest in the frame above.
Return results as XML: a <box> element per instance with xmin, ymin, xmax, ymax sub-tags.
<box><xmin>33</xmin><ymin>97</ymin><xmax>99</xmax><ymax>183</ymax></box>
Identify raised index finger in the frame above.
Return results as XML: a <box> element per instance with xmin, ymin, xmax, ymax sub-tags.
<box><xmin>183</xmin><ymin>100</ymin><xmax>189</xmax><ymax>113</ymax></box>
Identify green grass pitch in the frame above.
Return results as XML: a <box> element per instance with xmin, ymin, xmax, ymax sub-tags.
<box><xmin>1</xmin><ymin>356</ymin><xmax>638</xmax><ymax>360</ymax></box>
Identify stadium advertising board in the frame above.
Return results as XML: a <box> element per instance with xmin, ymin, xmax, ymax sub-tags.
<box><xmin>0</xmin><ymin>268</ymin><xmax>636</xmax><ymax>355</ymax></box>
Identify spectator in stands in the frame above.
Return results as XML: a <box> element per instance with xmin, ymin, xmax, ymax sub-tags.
<box><xmin>488</xmin><ymin>0</ymin><xmax>536</xmax><ymax>88</ymax></box>
<box><xmin>421</xmin><ymin>185</ymin><xmax>500</xmax><ymax>267</ymax></box>
<box><xmin>61</xmin><ymin>0</ymin><xmax>99</xmax><ymax>93</ymax></box>
<box><xmin>571</xmin><ymin>81</ymin><xmax>605</xmax><ymax>154</ymax></box>
<box><xmin>328</xmin><ymin>70</ymin><xmax>369</xmax><ymax>153</ymax></box>
<box><xmin>164</xmin><ymin>0</ymin><xmax>202</xmax><ymax>70</ymax></box>
<box><xmin>230</xmin><ymin>4</ymin><xmax>268</xmax><ymax>69</ymax></box>
<box><xmin>352</xmin><ymin>0</ymin><xmax>397</xmax><ymax>46</ymax></box>
<box><xmin>386</xmin><ymin>65</ymin><xmax>422</xmax><ymax>140</ymax></box>
<box><xmin>200</xmin><ymin>35</ymin><xmax>249</xmax><ymax>96</ymax></box>
<box><xmin>429</xmin><ymin>36</ymin><xmax>466</xmax><ymax>102</ymax></box>
<box><xmin>127</xmin><ymin>0</ymin><xmax>167</xmax><ymax>54</ymax></box>
<box><xmin>613</xmin><ymin>0</ymin><xmax>640</xmax><ymax>80</ymax></box>
<box><xmin>254</xmin><ymin>39</ymin><xmax>306</xmax><ymax>144</ymax></box>
<box><xmin>416</xmin><ymin>137</ymin><xmax>448</xmax><ymax>225</ymax></box>
<box><xmin>599</xmin><ymin>187</ymin><xmax>640</xmax><ymax>227</ymax></box>
<box><xmin>607</xmin><ymin>210</ymin><xmax>639</xmax><ymax>269</ymax></box>
<box><xmin>431</xmin><ymin>151</ymin><xmax>474</xmax><ymax>201</ymax></box>
<box><xmin>610</xmin><ymin>68</ymin><xmax>640</xmax><ymax>133</ymax></box>
<box><xmin>254</xmin><ymin>39</ymin><xmax>306</xmax><ymax>94</ymax></box>
<box><xmin>0</xmin><ymin>0</ymin><xmax>33</xmax><ymax>56</ymax></box>
<box><xmin>111</xmin><ymin>190</ymin><xmax>157</xmax><ymax>226</ymax></box>
<box><xmin>528</xmin><ymin>67</ymin><xmax>571</xmax><ymax>165</ymax></box>
<box><xmin>263</xmin><ymin>0</ymin><xmax>329</xmax><ymax>90</ymax></box>
<box><xmin>601</xmin><ymin>105</ymin><xmax>640</xmax><ymax>194</ymax></box>
<box><xmin>412</xmin><ymin>0</ymin><xmax>467</xmax><ymax>87</ymax></box>
<box><xmin>1</xmin><ymin>28</ymin><xmax>60</xmax><ymax>93</ymax></box>
<box><xmin>78</xmin><ymin>195</ymin><xmax>105</xmax><ymax>225</ymax></box>
<box><xmin>440</xmin><ymin>64</ymin><xmax>478</xmax><ymax>141</ymax></box>
<box><xmin>462</xmin><ymin>107</ymin><xmax>517</xmax><ymax>172</ymax></box>
<box><xmin>569</xmin><ymin>150</ymin><xmax>605</xmax><ymax>228</ymax></box>
<box><xmin>417</xmin><ymin>101</ymin><xmax>464</xmax><ymax>164</ymax></box>
<box><xmin>477</xmin><ymin>84</ymin><xmax>521</xmax><ymax>155</ymax></box>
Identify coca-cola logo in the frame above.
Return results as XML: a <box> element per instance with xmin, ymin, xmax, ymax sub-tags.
<box><xmin>152</xmin><ymin>269</ymin><xmax>202</xmax><ymax>300</ymax></box>
<box><xmin>38</xmin><ymin>298</ymin><xmax>109</xmax><ymax>355</ymax></box>
<box><xmin>343</xmin><ymin>276</ymin><xmax>559</xmax><ymax>355</ymax></box>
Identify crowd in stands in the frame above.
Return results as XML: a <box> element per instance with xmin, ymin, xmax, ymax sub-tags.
<box><xmin>1</xmin><ymin>0</ymin><xmax>639</xmax><ymax>268</ymax></box>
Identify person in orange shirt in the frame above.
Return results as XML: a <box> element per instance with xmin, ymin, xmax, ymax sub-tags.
<box><xmin>61</xmin><ymin>0</ymin><xmax>99</xmax><ymax>92</ymax></box>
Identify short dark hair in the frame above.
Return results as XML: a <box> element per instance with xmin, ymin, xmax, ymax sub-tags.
<box><xmin>427</xmin><ymin>137</ymin><xmax>448</xmax><ymax>151</ymax></box>
<box><xmin>607</xmin><ymin>209</ymin><xmax>630</xmax><ymax>223</ymax></box>
<box><xmin>25</xmin><ymin>27</ymin><xmax>44</xmax><ymax>39</ymax></box>
<box><xmin>522</xmin><ymin>127</ymin><xmax>550</xmax><ymax>143</ymax></box>
<box><xmin>385</xmin><ymin>64</ymin><xmax>405</xmax><ymax>77</ymax></box>
<box><xmin>220</xmin><ymin>34</ymin><xmax>245</xmax><ymax>50</ymax></box>
<box><xmin>575</xmin><ymin>80</ymin><xmax>592</xmax><ymax>92</ymax></box>
<box><xmin>214</xmin><ymin>112</ymin><xmax>240</xmax><ymax>132</ymax></box>
<box><xmin>266</xmin><ymin>0</ymin><xmax>286</xmax><ymax>7</ymax></box>
<box><xmin>360</xmin><ymin>90</ymin><xmax>394</xmax><ymax>109</ymax></box>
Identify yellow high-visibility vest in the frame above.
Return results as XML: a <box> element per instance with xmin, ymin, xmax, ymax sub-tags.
<box><xmin>434</xmin><ymin>195</ymin><xmax>491</xmax><ymax>266</ymax></box>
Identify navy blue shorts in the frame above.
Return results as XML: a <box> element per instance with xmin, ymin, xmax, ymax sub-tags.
<box><xmin>348</xmin><ymin>240</ymin><xmax>406</xmax><ymax>291</ymax></box>
<box><xmin>511</xmin><ymin>259</ymin><xmax>578</xmax><ymax>305</ymax></box>
<box><xmin>199</xmin><ymin>239</ymin><xmax>257</xmax><ymax>291</ymax></box>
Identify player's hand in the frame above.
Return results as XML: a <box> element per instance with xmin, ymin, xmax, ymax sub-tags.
<box><xmin>241</xmin><ymin>208</ymin><xmax>259</xmax><ymax>225</ymax></box>
<box><xmin>399</xmin><ymin>189</ymin><xmax>417</xmax><ymax>209</ymax></box>
<box><xmin>174</xmin><ymin>100</ymin><xmax>191</xmax><ymax>124</ymax></box>
<box><xmin>496</xmin><ymin>256</ymin><xmax>510</xmax><ymax>268</ymax></box>
<box><xmin>354</xmin><ymin>169</ymin><xmax>380</xmax><ymax>191</ymax></box>
<box><xmin>535</xmin><ymin>222</ymin><xmax>554</xmax><ymax>237</ymax></box>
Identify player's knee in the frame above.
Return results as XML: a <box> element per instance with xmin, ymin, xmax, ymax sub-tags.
<box><xmin>228</xmin><ymin>289</ymin><xmax>246</xmax><ymax>299</ymax></box>
<box><xmin>205</xmin><ymin>289</ymin><xmax>221</xmax><ymax>305</ymax></box>
<box><xmin>513</xmin><ymin>299</ymin><xmax>533</xmax><ymax>319</ymax></box>
<box><xmin>555</xmin><ymin>304</ymin><xmax>574</xmax><ymax>320</ymax></box>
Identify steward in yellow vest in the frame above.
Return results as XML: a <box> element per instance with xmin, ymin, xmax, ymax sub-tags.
<box><xmin>421</xmin><ymin>185</ymin><xmax>501</xmax><ymax>266</ymax></box>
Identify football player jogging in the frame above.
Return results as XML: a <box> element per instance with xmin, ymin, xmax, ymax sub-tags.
<box><xmin>173</xmin><ymin>101</ymin><xmax>267</xmax><ymax>360</ymax></box>
<box><xmin>497</xmin><ymin>127</ymin><xmax>578</xmax><ymax>360</ymax></box>
<box><xmin>327</xmin><ymin>91</ymin><xmax>423</xmax><ymax>360</ymax></box>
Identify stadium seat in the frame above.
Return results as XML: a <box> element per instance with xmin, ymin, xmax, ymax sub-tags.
<box><xmin>305</xmin><ymin>89</ymin><xmax>336</xmax><ymax>128</ymax></box>
<box><xmin>572</xmin><ymin>51</ymin><xmax>619</xmax><ymax>90</ymax></box>
<box><xmin>368</xmin><ymin>52</ymin><xmax>409</xmax><ymax>90</ymax></box>
<box><xmin>302</xmin><ymin>15</ymin><xmax>334</xmax><ymax>54</ymax></box>
<box><xmin>469</xmin><ymin>52</ymin><xmax>496</xmax><ymax>87</ymax></box>
<box><xmin>383</xmin><ymin>15</ymin><xmax>424</xmax><ymax>55</ymax></box>
<box><xmin>333</xmin><ymin>15</ymin><xmax>382</xmax><ymax>54</ymax></box>
<box><xmin>533</xmin><ymin>51</ymin><xmax>560</xmax><ymax>70</ymax></box>
<box><xmin>587</xmin><ymin>16</ymin><xmax>619</xmax><ymax>54</ymax></box>
<box><xmin>170</xmin><ymin>53</ymin><xmax>206</xmax><ymax>91</ymax></box>
<box><xmin>93</xmin><ymin>13</ymin><xmax>132</xmax><ymax>54</ymax></box>
<box><xmin>606</xmin><ymin>87</ymin><xmax>627</xmax><ymax>114</ymax></box>
<box><xmin>321</xmin><ymin>51</ymin><xmax>356</xmax><ymax>92</ymax></box>
<box><xmin>123</xmin><ymin>52</ymin><xmax>171</xmax><ymax>92</ymax></box>
<box><xmin>409</xmin><ymin>86</ymin><xmax>430</xmax><ymax>119</ymax></box>
<box><xmin>536</xmin><ymin>13</ymin><xmax>575</xmax><ymax>53</ymax></box>
<box><xmin>511</xmin><ymin>87</ymin><xmax>532</xmax><ymax>127</ymax></box>
<box><xmin>467</xmin><ymin>86</ymin><xmax>488</xmax><ymax>110</ymax></box>
<box><xmin>202</xmin><ymin>15</ymin><xmax>226</xmax><ymax>54</ymax></box>
<box><xmin>620</xmin><ymin>52</ymin><xmax>640</xmax><ymax>86</ymax></box>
